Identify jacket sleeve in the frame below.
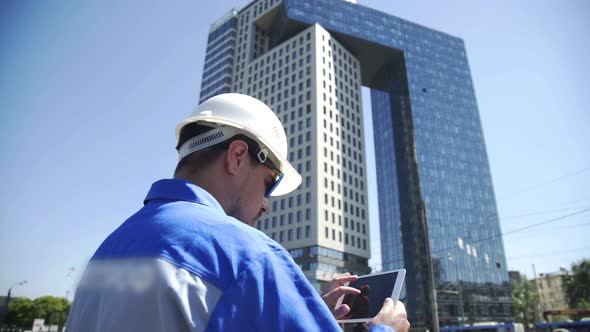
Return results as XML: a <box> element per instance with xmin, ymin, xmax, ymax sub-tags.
<box><xmin>204</xmin><ymin>248</ymin><xmax>396</xmax><ymax>332</ymax></box>
<box><xmin>205</xmin><ymin>248</ymin><xmax>342</xmax><ymax>331</ymax></box>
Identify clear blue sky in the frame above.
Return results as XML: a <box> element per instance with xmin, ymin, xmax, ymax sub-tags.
<box><xmin>1</xmin><ymin>0</ymin><xmax>588</xmax><ymax>300</ymax></box>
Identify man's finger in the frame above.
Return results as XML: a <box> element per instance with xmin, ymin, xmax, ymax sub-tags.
<box><xmin>393</xmin><ymin>300</ymin><xmax>405</xmax><ymax>310</ymax></box>
<box><xmin>323</xmin><ymin>286</ymin><xmax>361</xmax><ymax>303</ymax></box>
<box><xmin>324</xmin><ymin>286</ymin><xmax>361</xmax><ymax>301</ymax></box>
<box><xmin>333</xmin><ymin>304</ymin><xmax>351</xmax><ymax>319</ymax></box>
<box><xmin>332</xmin><ymin>274</ymin><xmax>359</xmax><ymax>284</ymax></box>
<box><xmin>379</xmin><ymin>297</ymin><xmax>394</xmax><ymax>314</ymax></box>
<box><xmin>323</xmin><ymin>273</ymin><xmax>354</xmax><ymax>291</ymax></box>
<box><xmin>336</xmin><ymin>286</ymin><xmax>361</xmax><ymax>295</ymax></box>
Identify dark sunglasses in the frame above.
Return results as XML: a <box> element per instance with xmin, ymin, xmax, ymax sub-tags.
<box><xmin>249</xmin><ymin>148</ymin><xmax>284</xmax><ymax>198</ymax></box>
<box><xmin>221</xmin><ymin>136</ymin><xmax>284</xmax><ymax>198</ymax></box>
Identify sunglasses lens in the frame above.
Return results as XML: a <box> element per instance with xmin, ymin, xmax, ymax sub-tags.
<box><xmin>265</xmin><ymin>172</ymin><xmax>284</xmax><ymax>198</ymax></box>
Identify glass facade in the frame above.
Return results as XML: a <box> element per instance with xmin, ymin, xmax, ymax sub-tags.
<box><xmin>283</xmin><ymin>0</ymin><xmax>513</xmax><ymax>327</ymax></box>
<box><xmin>200</xmin><ymin>12</ymin><xmax>237</xmax><ymax>103</ymax></box>
<box><xmin>200</xmin><ymin>0</ymin><xmax>513</xmax><ymax>328</ymax></box>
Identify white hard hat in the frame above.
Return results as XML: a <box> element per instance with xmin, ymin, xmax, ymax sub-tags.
<box><xmin>175</xmin><ymin>93</ymin><xmax>302</xmax><ymax>196</ymax></box>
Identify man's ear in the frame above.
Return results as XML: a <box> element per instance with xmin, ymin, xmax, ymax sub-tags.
<box><xmin>225</xmin><ymin>140</ymin><xmax>250</xmax><ymax>176</ymax></box>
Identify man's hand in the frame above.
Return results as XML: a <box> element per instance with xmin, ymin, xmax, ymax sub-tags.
<box><xmin>321</xmin><ymin>272</ymin><xmax>361</xmax><ymax>319</ymax></box>
<box><xmin>367</xmin><ymin>298</ymin><xmax>410</xmax><ymax>332</ymax></box>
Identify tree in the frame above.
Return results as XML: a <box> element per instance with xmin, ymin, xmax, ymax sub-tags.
<box><xmin>511</xmin><ymin>274</ymin><xmax>540</xmax><ymax>332</ymax></box>
<box><xmin>5</xmin><ymin>297</ymin><xmax>34</xmax><ymax>327</ymax></box>
<box><xmin>6</xmin><ymin>296</ymin><xmax>71</xmax><ymax>329</ymax></box>
<box><xmin>564</xmin><ymin>259</ymin><xmax>590</xmax><ymax>309</ymax></box>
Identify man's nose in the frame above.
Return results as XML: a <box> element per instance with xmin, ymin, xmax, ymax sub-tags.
<box><xmin>261</xmin><ymin>197</ymin><xmax>270</xmax><ymax>214</ymax></box>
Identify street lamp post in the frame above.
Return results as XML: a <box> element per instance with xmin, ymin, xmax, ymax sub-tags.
<box><xmin>1</xmin><ymin>280</ymin><xmax>28</xmax><ymax>324</ymax></box>
<box><xmin>65</xmin><ymin>267</ymin><xmax>77</xmax><ymax>302</ymax></box>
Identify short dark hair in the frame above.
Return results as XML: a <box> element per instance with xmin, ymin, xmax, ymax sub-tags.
<box><xmin>174</xmin><ymin>122</ymin><xmax>261</xmax><ymax>177</ymax></box>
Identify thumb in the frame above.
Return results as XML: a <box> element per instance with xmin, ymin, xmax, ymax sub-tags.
<box><xmin>333</xmin><ymin>305</ymin><xmax>350</xmax><ymax>319</ymax></box>
<box><xmin>383</xmin><ymin>297</ymin><xmax>394</xmax><ymax>307</ymax></box>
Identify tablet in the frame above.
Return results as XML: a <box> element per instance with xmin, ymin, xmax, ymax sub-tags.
<box><xmin>336</xmin><ymin>269</ymin><xmax>406</xmax><ymax>324</ymax></box>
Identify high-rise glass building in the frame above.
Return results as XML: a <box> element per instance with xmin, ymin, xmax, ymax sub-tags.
<box><xmin>198</xmin><ymin>0</ymin><xmax>513</xmax><ymax>329</ymax></box>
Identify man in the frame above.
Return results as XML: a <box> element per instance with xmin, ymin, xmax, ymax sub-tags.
<box><xmin>66</xmin><ymin>93</ymin><xmax>410</xmax><ymax>331</ymax></box>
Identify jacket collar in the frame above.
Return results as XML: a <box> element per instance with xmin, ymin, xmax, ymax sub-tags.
<box><xmin>144</xmin><ymin>179</ymin><xmax>224</xmax><ymax>212</ymax></box>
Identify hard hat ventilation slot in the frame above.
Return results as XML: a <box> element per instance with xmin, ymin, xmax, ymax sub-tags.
<box><xmin>178</xmin><ymin>126</ymin><xmax>238</xmax><ymax>161</ymax></box>
<box><xmin>188</xmin><ymin>131</ymin><xmax>225</xmax><ymax>150</ymax></box>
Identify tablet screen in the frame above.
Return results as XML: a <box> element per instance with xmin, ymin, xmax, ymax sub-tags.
<box><xmin>339</xmin><ymin>270</ymin><xmax>404</xmax><ymax>321</ymax></box>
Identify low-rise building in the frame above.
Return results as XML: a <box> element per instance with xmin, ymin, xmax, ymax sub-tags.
<box><xmin>534</xmin><ymin>268</ymin><xmax>569</xmax><ymax>321</ymax></box>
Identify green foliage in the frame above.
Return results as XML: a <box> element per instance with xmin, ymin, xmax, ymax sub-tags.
<box><xmin>576</xmin><ymin>299</ymin><xmax>590</xmax><ymax>310</ymax></box>
<box><xmin>6</xmin><ymin>296</ymin><xmax>71</xmax><ymax>329</ymax></box>
<box><xmin>564</xmin><ymin>259</ymin><xmax>590</xmax><ymax>309</ymax></box>
<box><xmin>511</xmin><ymin>274</ymin><xmax>540</xmax><ymax>331</ymax></box>
<box><xmin>5</xmin><ymin>298</ymin><xmax>34</xmax><ymax>327</ymax></box>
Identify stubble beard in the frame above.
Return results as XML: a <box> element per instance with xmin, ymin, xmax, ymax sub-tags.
<box><xmin>226</xmin><ymin>196</ymin><xmax>243</xmax><ymax>223</ymax></box>
<box><xmin>226</xmin><ymin>195</ymin><xmax>257</xmax><ymax>227</ymax></box>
